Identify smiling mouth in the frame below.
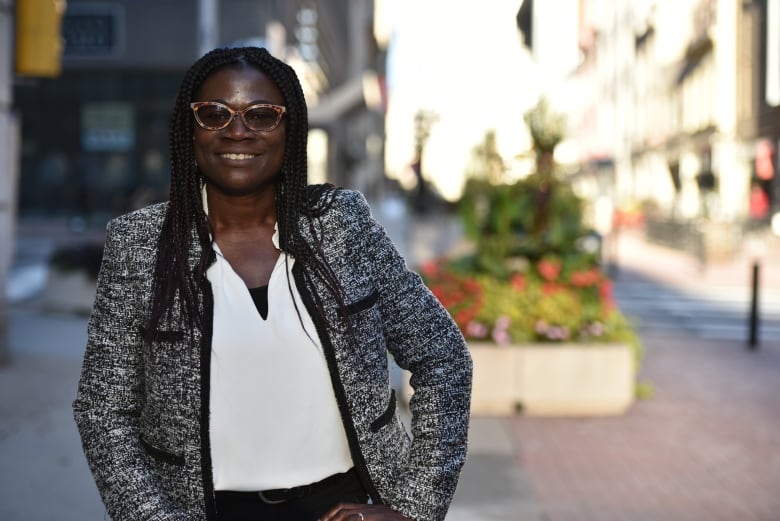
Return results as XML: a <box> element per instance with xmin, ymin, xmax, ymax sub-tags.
<box><xmin>220</xmin><ymin>153</ymin><xmax>257</xmax><ymax>160</ymax></box>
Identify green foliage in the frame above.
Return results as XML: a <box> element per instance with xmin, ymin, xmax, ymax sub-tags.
<box><xmin>458</xmin><ymin>100</ymin><xmax>597</xmax><ymax>279</ymax></box>
<box><xmin>459</xmin><ymin>171</ymin><xmax>597</xmax><ymax>279</ymax></box>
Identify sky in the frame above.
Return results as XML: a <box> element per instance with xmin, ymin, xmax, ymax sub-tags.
<box><xmin>383</xmin><ymin>1</ymin><xmax>542</xmax><ymax>200</ymax></box>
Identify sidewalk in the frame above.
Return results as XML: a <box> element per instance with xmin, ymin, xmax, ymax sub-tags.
<box><xmin>508</xmin><ymin>332</ymin><xmax>780</xmax><ymax>521</ymax></box>
<box><xmin>605</xmin><ymin>226</ymin><xmax>780</xmax><ymax>301</ymax></box>
<box><xmin>0</xmin><ymin>306</ymin><xmax>106</xmax><ymax>521</ymax></box>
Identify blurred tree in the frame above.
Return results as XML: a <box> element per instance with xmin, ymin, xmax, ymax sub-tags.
<box><xmin>411</xmin><ymin>109</ymin><xmax>438</xmax><ymax>214</ymax></box>
<box><xmin>465</xmin><ymin>130</ymin><xmax>506</xmax><ymax>185</ymax></box>
<box><xmin>458</xmin><ymin>98</ymin><xmax>594</xmax><ymax>278</ymax></box>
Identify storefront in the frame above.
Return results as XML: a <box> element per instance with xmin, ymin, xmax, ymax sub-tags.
<box><xmin>14</xmin><ymin>70</ymin><xmax>181</xmax><ymax>223</ymax></box>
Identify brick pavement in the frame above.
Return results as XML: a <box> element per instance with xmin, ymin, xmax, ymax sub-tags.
<box><xmin>504</xmin><ymin>230</ymin><xmax>780</xmax><ymax>521</ymax></box>
<box><xmin>509</xmin><ymin>332</ymin><xmax>780</xmax><ymax>521</ymax></box>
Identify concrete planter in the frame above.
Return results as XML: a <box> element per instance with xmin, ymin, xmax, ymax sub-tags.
<box><xmin>469</xmin><ymin>342</ymin><xmax>635</xmax><ymax>417</ymax></box>
<box><xmin>469</xmin><ymin>346</ymin><xmax>522</xmax><ymax>415</ymax></box>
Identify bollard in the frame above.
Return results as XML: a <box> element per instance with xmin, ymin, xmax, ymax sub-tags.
<box><xmin>748</xmin><ymin>261</ymin><xmax>760</xmax><ymax>350</ymax></box>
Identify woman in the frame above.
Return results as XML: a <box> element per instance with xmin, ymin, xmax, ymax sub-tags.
<box><xmin>73</xmin><ymin>47</ymin><xmax>472</xmax><ymax>521</ymax></box>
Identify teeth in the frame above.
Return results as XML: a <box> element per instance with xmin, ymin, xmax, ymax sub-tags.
<box><xmin>221</xmin><ymin>153</ymin><xmax>256</xmax><ymax>160</ymax></box>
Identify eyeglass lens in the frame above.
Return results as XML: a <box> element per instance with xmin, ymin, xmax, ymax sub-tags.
<box><xmin>196</xmin><ymin>104</ymin><xmax>281</xmax><ymax>131</ymax></box>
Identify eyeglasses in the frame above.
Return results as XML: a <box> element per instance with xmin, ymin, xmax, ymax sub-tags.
<box><xmin>190</xmin><ymin>101</ymin><xmax>287</xmax><ymax>132</ymax></box>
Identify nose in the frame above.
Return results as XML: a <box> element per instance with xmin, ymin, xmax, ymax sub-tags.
<box><xmin>223</xmin><ymin>112</ymin><xmax>253</xmax><ymax>136</ymax></box>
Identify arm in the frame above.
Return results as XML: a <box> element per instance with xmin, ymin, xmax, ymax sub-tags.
<box><xmin>349</xmin><ymin>192</ymin><xmax>473</xmax><ymax>521</ymax></box>
<box><xmin>72</xmin><ymin>218</ymin><xmax>190</xmax><ymax>521</ymax></box>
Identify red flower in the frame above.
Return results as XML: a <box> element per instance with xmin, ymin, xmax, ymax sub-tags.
<box><xmin>537</xmin><ymin>258</ymin><xmax>562</xmax><ymax>281</ymax></box>
<box><xmin>421</xmin><ymin>260</ymin><xmax>440</xmax><ymax>278</ymax></box>
<box><xmin>599</xmin><ymin>280</ymin><xmax>615</xmax><ymax>312</ymax></box>
<box><xmin>541</xmin><ymin>282</ymin><xmax>561</xmax><ymax>295</ymax></box>
<box><xmin>570</xmin><ymin>268</ymin><xmax>601</xmax><ymax>287</ymax></box>
<box><xmin>422</xmin><ymin>263</ymin><xmax>484</xmax><ymax>332</ymax></box>
<box><xmin>510</xmin><ymin>273</ymin><xmax>526</xmax><ymax>292</ymax></box>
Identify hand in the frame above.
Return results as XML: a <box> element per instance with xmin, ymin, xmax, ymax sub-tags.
<box><xmin>319</xmin><ymin>502</ymin><xmax>413</xmax><ymax>521</ymax></box>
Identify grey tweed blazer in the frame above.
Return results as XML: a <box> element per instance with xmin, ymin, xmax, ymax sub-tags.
<box><xmin>73</xmin><ymin>188</ymin><xmax>472</xmax><ymax>521</ymax></box>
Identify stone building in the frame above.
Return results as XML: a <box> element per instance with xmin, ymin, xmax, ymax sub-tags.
<box><xmin>564</xmin><ymin>0</ymin><xmax>779</xmax><ymax>258</ymax></box>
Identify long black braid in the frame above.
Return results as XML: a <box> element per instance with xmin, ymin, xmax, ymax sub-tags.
<box><xmin>145</xmin><ymin>46</ymin><xmax>345</xmax><ymax>342</ymax></box>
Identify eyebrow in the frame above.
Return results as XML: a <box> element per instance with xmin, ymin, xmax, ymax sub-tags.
<box><xmin>202</xmin><ymin>99</ymin><xmax>281</xmax><ymax>107</ymax></box>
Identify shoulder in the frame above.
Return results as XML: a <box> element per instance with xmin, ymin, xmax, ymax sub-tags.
<box><xmin>104</xmin><ymin>202</ymin><xmax>168</xmax><ymax>246</ymax></box>
<box><xmin>306</xmin><ymin>184</ymin><xmax>370</xmax><ymax>222</ymax></box>
<box><xmin>108</xmin><ymin>202</ymin><xmax>167</xmax><ymax>227</ymax></box>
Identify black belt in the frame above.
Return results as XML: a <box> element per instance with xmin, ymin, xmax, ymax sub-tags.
<box><xmin>222</xmin><ymin>468</ymin><xmax>357</xmax><ymax>505</ymax></box>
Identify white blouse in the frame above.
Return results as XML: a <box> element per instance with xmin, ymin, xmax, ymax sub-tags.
<box><xmin>206</xmin><ymin>228</ymin><xmax>353</xmax><ymax>491</ymax></box>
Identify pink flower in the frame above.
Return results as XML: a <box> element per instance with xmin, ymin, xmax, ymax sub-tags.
<box><xmin>587</xmin><ymin>322</ymin><xmax>605</xmax><ymax>337</ymax></box>
<box><xmin>491</xmin><ymin>328</ymin><xmax>512</xmax><ymax>345</ymax></box>
<box><xmin>466</xmin><ymin>321</ymin><xmax>489</xmax><ymax>338</ymax></box>
<box><xmin>535</xmin><ymin>320</ymin><xmax>549</xmax><ymax>334</ymax></box>
<box><xmin>494</xmin><ymin>315</ymin><xmax>511</xmax><ymax>331</ymax></box>
<box><xmin>546</xmin><ymin>326</ymin><xmax>570</xmax><ymax>340</ymax></box>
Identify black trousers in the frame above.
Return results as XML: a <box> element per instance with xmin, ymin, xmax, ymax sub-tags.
<box><xmin>214</xmin><ymin>468</ymin><xmax>369</xmax><ymax>521</ymax></box>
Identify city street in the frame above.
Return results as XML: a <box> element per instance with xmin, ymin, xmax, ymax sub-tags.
<box><xmin>3</xmin><ymin>1</ymin><xmax>780</xmax><ymax>520</ymax></box>
<box><xmin>2</xmin><ymin>220</ymin><xmax>780</xmax><ymax>521</ymax></box>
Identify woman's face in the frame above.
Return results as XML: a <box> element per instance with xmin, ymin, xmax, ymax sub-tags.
<box><xmin>192</xmin><ymin>65</ymin><xmax>286</xmax><ymax>197</ymax></box>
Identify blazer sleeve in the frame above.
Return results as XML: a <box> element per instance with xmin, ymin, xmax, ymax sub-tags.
<box><xmin>72</xmin><ymin>218</ymin><xmax>189</xmax><ymax>521</ymax></box>
<box><xmin>347</xmin><ymin>191</ymin><xmax>473</xmax><ymax>521</ymax></box>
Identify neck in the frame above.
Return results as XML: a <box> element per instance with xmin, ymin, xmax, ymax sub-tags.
<box><xmin>204</xmin><ymin>184</ymin><xmax>277</xmax><ymax>232</ymax></box>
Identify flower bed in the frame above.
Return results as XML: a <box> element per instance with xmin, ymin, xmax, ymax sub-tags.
<box><xmin>413</xmin><ymin>99</ymin><xmax>645</xmax><ymax>415</ymax></box>
<box><xmin>421</xmin><ymin>255</ymin><xmax>640</xmax><ymax>352</ymax></box>
<box><xmin>421</xmin><ymin>256</ymin><xmax>641</xmax><ymax>416</ymax></box>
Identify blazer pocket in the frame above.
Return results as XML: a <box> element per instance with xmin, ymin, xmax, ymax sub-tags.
<box><xmin>140</xmin><ymin>437</ymin><xmax>185</xmax><ymax>466</ymax></box>
<box><xmin>370</xmin><ymin>389</ymin><xmax>397</xmax><ymax>433</ymax></box>
<box><xmin>139</xmin><ymin>326</ymin><xmax>185</xmax><ymax>343</ymax></box>
<box><xmin>341</xmin><ymin>289</ymin><xmax>379</xmax><ymax>317</ymax></box>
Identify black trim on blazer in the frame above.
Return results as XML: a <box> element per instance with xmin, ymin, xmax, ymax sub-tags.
<box><xmin>292</xmin><ymin>262</ymin><xmax>384</xmax><ymax>505</ymax></box>
<box><xmin>140</xmin><ymin>437</ymin><xmax>185</xmax><ymax>466</ymax></box>
<box><xmin>198</xmin><ymin>277</ymin><xmax>218</xmax><ymax>521</ymax></box>
<box><xmin>340</xmin><ymin>289</ymin><xmax>379</xmax><ymax>317</ymax></box>
<box><xmin>370</xmin><ymin>389</ymin><xmax>397</xmax><ymax>433</ymax></box>
<box><xmin>138</xmin><ymin>327</ymin><xmax>184</xmax><ymax>343</ymax></box>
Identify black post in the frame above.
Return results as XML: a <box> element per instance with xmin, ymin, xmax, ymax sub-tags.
<box><xmin>748</xmin><ymin>261</ymin><xmax>760</xmax><ymax>350</ymax></box>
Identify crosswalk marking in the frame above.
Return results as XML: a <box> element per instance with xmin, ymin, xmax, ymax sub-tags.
<box><xmin>613</xmin><ymin>278</ymin><xmax>780</xmax><ymax>341</ymax></box>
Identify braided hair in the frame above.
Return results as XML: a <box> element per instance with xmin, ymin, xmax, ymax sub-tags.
<box><xmin>145</xmin><ymin>46</ymin><xmax>341</xmax><ymax>341</ymax></box>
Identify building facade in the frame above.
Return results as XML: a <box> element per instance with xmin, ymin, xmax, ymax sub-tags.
<box><xmin>564</xmin><ymin>0</ymin><xmax>780</xmax><ymax>256</ymax></box>
<box><xmin>13</xmin><ymin>0</ymin><xmax>386</xmax><ymax>224</ymax></box>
